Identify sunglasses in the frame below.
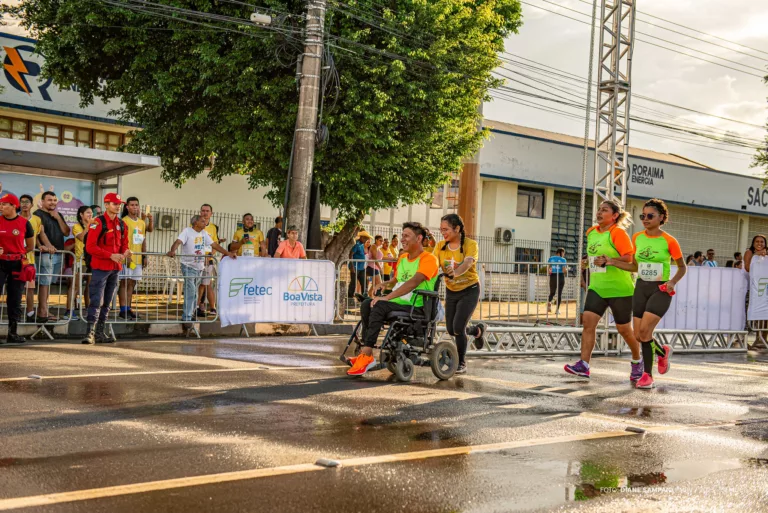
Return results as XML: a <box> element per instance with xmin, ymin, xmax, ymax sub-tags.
<box><xmin>639</xmin><ymin>213</ymin><xmax>657</xmax><ymax>220</ymax></box>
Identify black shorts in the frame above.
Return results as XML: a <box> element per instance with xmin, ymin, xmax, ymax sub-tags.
<box><xmin>633</xmin><ymin>279</ymin><xmax>672</xmax><ymax>319</ymax></box>
<box><xmin>365</xmin><ymin>267</ymin><xmax>381</xmax><ymax>278</ymax></box>
<box><xmin>584</xmin><ymin>289</ymin><xmax>633</xmax><ymax>325</ymax></box>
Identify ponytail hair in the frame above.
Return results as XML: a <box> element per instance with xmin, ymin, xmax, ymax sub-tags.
<box><xmin>441</xmin><ymin>213</ymin><xmax>466</xmax><ymax>254</ymax></box>
<box><xmin>601</xmin><ymin>199</ymin><xmax>632</xmax><ymax>230</ymax></box>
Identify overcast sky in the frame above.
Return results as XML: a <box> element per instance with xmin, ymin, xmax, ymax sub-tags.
<box><xmin>487</xmin><ymin>0</ymin><xmax>768</xmax><ymax>176</ymax></box>
<box><xmin>4</xmin><ymin>0</ymin><xmax>767</xmax><ymax>175</ymax></box>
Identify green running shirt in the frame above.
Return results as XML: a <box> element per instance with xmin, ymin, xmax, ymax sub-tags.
<box><xmin>586</xmin><ymin>225</ymin><xmax>635</xmax><ymax>298</ymax></box>
<box><xmin>632</xmin><ymin>230</ymin><xmax>683</xmax><ymax>282</ymax></box>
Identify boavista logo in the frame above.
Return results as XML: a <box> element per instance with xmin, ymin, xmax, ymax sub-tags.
<box><xmin>229</xmin><ymin>278</ymin><xmax>272</xmax><ymax>297</ymax></box>
<box><xmin>284</xmin><ymin>276</ymin><xmax>323</xmax><ymax>303</ymax></box>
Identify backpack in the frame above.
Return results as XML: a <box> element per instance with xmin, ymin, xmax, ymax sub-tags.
<box><xmin>83</xmin><ymin>215</ymin><xmax>126</xmax><ymax>269</ymax></box>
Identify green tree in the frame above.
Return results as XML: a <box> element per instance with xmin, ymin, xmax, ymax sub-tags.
<box><xmin>9</xmin><ymin>0</ymin><xmax>522</xmax><ymax>262</ymax></box>
<box><xmin>756</xmin><ymin>75</ymin><xmax>768</xmax><ymax>174</ymax></box>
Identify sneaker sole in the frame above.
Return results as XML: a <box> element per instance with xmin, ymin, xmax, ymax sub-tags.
<box><xmin>636</xmin><ymin>383</ymin><xmax>656</xmax><ymax>389</ymax></box>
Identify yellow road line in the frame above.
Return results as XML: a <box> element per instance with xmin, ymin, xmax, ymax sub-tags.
<box><xmin>497</xmin><ymin>404</ymin><xmax>534</xmax><ymax>409</ymax></box>
<box><xmin>458</xmin><ymin>375</ymin><xmax>595</xmax><ymax>397</ymax></box>
<box><xmin>0</xmin><ymin>365</ymin><xmax>347</xmax><ymax>383</ymax></box>
<box><xmin>0</xmin><ymin>420</ymin><xmax>742</xmax><ymax>511</ymax></box>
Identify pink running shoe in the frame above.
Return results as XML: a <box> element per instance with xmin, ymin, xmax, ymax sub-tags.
<box><xmin>657</xmin><ymin>344</ymin><xmax>672</xmax><ymax>375</ymax></box>
<box><xmin>636</xmin><ymin>372</ymin><xmax>655</xmax><ymax>389</ymax></box>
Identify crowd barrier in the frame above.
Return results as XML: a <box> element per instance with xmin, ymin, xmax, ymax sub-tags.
<box><xmin>0</xmin><ymin>249</ymin><xmax>76</xmax><ymax>340</ymax></box>
<box><xmin>336</xmin><ymin>259</ymin><xmax>582</xmax><ymax>327</ymax></box>
<box><xmin>77</xmin><ymin>252</ymin><xmax>220</xmax><ymax>339</ymax></box>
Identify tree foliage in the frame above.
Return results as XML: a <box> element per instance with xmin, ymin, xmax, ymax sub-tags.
<box><xmin>755</xmin><ymin>75</ymin><xmax>768</xmax><ymax>174</ymax></box>
<box><xmin>9</xmin><ymin>0</ymin><xmax>522</xmax><ymax>234</ymax></box>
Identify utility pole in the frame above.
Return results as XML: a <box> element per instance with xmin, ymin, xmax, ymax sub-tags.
<box><xmin>285</xmin><ymin>0</ymin><xmax>326</xmax><ymax>245</ymax></box>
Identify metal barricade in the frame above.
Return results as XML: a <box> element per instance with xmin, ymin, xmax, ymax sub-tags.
<box><xmin>748</xmin><ymin>320</ymin><xmax>768</xmax><ymax>350</ymax></box>
<box><xmin>335</xmin><ymin>259</ymin><xmax>580</xmax><ymax>327</ymax></box>
<box><xmin>0</xmin><ymin>249</ymin><xmax>76</xmax><ymax>340</ymax></box>
<box><xmin>78</xmin><ymin>252</ymin><xmax>220</xmax><ymax>339</ymax></box>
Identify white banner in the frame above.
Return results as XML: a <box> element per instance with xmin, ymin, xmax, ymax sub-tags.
<box><xmin>747</xmin><ymin>256</ymin><xmax>768</xmax><ymax>321</ymax></box>
<box><xmin>217</xmin><ymin>258</ymin><xmax>335</xmax><ymax>327</ymax></box>
<box><xmin>657</xmin><ymin>267</ymin><xmax>747</xmax><ymax>331</ymax></box>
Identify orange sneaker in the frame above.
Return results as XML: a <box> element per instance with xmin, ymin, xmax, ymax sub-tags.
<box><xmin>347</xmin><ymin>353</ymin><xmax>376</xmax><ymax>376</ymax></box>
<box><xmin>346</xmin><ymin>354</ymin><xmax>360</xmax><ymax>366</ymax></box>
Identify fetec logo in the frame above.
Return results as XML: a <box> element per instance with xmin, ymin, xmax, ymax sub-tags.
<box><xmin>3</xmin><ymin>45</ymin><xmax>54</xmax><ymax>101</ymax></box>
<box><xmin>284</xmin><ymin>275</ymin><xmax>323</xmax><ymax>303</ymax></box>
<box><xmin>229</xmin><ymin>277</ymin><xmax>272</xmax><ymax>298</ymax></box>
<box><xmin>758</xmin><ymin>278</ymin><xmax>768</xmax><ymax>297</ymax></box>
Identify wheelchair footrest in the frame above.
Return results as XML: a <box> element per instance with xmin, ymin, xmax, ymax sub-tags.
<box><xmin>416</xmin><ymin>357</ymin><xmax>430</xmax><ymax>367</ymax></box>
<box><xmin>339</xmin><ymin>355</ymin><xmax>353</xmax><ymax>367</ymax></box>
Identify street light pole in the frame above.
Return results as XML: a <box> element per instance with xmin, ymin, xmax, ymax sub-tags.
<box><xmin>285</xmin><ymin>0</ymin><xmax>326</xmax><ymax>245</ymax></box>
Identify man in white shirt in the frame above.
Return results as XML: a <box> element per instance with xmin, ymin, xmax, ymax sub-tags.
<box><xmin>167</xmin><ymin>215</ymin><xmax>235</xmax><ymax>327</ymax></box>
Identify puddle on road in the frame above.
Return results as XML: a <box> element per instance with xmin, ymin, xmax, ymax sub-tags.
<box><xmin>567</xmin><ymin>458</ymin><xmax>750</xmax><ymax>501</ymax></box>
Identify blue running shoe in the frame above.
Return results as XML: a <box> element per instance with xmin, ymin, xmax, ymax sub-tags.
<box><xmin>630</xmin><ymin>360</ymin><xmax>644</xmax><ymax>382</ymax></box>
<box><xmin>564</xmin><ymin>360</ymin><xmax>590</xmax><ymax>378</ymax></box>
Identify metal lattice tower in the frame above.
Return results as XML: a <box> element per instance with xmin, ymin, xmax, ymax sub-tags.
<box><xmin>592</xmin><ymin>0</ymin><xmax>637</xmax><ymax>217</ymax></box>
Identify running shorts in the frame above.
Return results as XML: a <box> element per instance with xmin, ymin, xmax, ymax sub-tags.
<box><xmin>584</xmin><ymin>289</ymin><xmax>633</xmax><ymax>325</ymax></box>
<box><xmin>633</xmin><ymin>278</ymin><xmax>673</xmax><ymax>319</ymax></box>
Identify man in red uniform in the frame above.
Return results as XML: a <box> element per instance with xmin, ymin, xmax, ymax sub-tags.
<box><xmin>83</xmin><ymin>192</ymin><xmax>131</xmax><ymax>344</ymax></box>
<box><xmin>0</xmin><ymin>193</ymin><xmax>35</xmax><ymax>344</ymax></box>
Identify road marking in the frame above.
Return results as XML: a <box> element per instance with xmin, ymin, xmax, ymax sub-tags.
<box><xmin>0</xmin><ymin>365</ymin><xmax>347</xmax><ymax>383</ymax></box>
<box><xmin>497</xmin><ymin>404</ymin><xmax>534</xmax><ymax>409</ymax></box>
<box><xmin>0</xmin><ymin>420</ymin><xmax>744</xmax><ymax>511</ymax></box>
<box><xmin>546</xmin><ymin>362</ymin><xmax>691</xmax><ymax>383</ymax></box>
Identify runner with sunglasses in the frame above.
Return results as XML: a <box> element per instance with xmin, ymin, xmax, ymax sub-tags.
<box><xmin>565</xmin><ymin>199</ymin><xmax>643</xmax><ymax>381</ymax></box>
<box><xmin>608</xmin><ymin>199</ymin><xmax>685</xmax><ymax>389</ymax></box>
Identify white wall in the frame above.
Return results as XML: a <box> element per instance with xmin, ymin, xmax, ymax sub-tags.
<box><xmin>479</xmin><ymin>179</ymin><xmax>554</xmax><ymax>243</ymax></box>
<box><xmin>120</xmin><ymin>168</ymin><xmax>282</xmax><ymax>218</ymax></box>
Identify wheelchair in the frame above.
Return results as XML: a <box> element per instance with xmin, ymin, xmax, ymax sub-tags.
<box><xmin>340</xmin><ymin>276</ymin><xmax>459</xmax><ymax>382</ymax></box>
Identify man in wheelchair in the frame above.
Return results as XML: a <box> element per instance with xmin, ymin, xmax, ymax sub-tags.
<box><xmin>347</xmin><ymin>221</ymin><xmax>440</xmax><ymax>376</ymax></box>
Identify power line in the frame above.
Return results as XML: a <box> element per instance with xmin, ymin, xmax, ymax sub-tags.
<box><xmin>520</xmin><ymin>1</ymin><xmax>767</xmax><ymax>78</ymax></box>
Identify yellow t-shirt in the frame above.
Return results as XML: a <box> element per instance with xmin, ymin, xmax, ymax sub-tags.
<box><xmin>232</xmin><ymin>227</ymin><xmax>265</xmax><ymax>257</ymax></box>
<box><xmin>26</xmin><ymin>215</ymin><xmax>42</xmax><ymax>264</ymax></box>
<box><xmin>203</xmin><ymin>222</ymin><xmax>218</xmax><ymax>254</ymax></box>
<box><xmin>382</xmin><ymin>247</ymin><xmax>396</xmax><ymax>275</ymax></box>
<box><xmin>123</xmin><ymin>216</ymin><xmax>147</xmax><ymax>266</ymax></box>
<box><xmin>72</xmin><ymin>223</ymin><xmax>85</xmax><ymax>262</ymax></box>
<box><xmin>434</xmin><ymin>238</ymin><xmax>480</xmax><ymax>292</ymax></box>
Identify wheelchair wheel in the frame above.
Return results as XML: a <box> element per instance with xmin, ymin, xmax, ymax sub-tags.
<box><xmin>381</xmin><ymin>349</ymin><xmax>396</xmax><ymax>374</ymax></box>
<box><xmin>394</xmin><ymin>356</ymin><xmax>414</xmax><ymax>382</ymax></box>
<box><xmin>430</xmin><ymin>341</ymin><xmax>459</xmax><ymax>380</ymax></box>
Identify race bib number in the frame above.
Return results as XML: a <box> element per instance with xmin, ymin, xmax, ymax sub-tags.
<box><xmin>638</xmin><ymin>262</ymin><xmax>664</xmax><ymax>281</ymax></box>
<box><xmin>132</xmin><ymin>232</ymin><xmax>145</xmax><ymax>245</ymax></box>
<box><xmin>242</xmin><ymin>247</ymin><xmax>255</xmax><ymax>257</ymax></box>
<box><xmin>393</xmin><ymin>281</ymin><xmax>412</xmax><ymax>302</ymax></box>
<box><xmin>589</xmin><ymin>257</ymin><xmax>606</xmax><ymax>274</ymax></box>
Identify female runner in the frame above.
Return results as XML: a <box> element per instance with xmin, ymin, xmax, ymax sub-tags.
<box><xmin>435</xmin><ymin>214</ymin><xmax>487</xmax><ymax>374</ymax></box>
<box><xmin>565</xmin><ymin>199</ymin><xmax>643</xmax><ymax>381</ymax></box>
<box><xmin>610</xmin><ymin>199</ymin><xmax>685</xmax><ymax>389</ymax></box>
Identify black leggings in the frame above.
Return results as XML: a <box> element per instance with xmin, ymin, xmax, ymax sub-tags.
<box><xmin>548</xmin><ymin>274</ymin><xmax>565</xmax><ymax>306</ymax></box>
<box><xmin>445</xmin><ymin>284</ymin><xmax>481</xmax><ymax>365</ymax></box>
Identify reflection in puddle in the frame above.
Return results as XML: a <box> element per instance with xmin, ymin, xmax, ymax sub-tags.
<box><xmin>568</xmin><ymin>458</ymin><xmax>751</xmax><ymax>501</ymax></box>
<box><xmin>611</xmin><ymin>407</ymin><xmax>653</xmax><ymax>418</ymax></box>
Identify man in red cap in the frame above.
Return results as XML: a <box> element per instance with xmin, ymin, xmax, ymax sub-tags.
<box><xmin>83</xmin><ymin>192</ymin><xmax>130</xmax><ymax>344</ymax></box>
<box><xmin>0</xmin><ymin>193</ymin><xmax>35</xmax><ymax>344</ymax></box>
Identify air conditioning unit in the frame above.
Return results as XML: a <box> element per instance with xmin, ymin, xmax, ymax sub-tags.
<box><xmin>157</xmin><ymin>213</ymin><xmax>180</xmax><ymax>231</ymax></box>
<box><xmin>495</xmin><ymin>227</ymin><xmax>514</xmax><ymax>245</ymax></box>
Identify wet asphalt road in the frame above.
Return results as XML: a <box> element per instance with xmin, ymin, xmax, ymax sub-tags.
<box><xmin>1</xmin><ymin>337</ymin><xmax>767</xmax><ymax>512</ymax></box>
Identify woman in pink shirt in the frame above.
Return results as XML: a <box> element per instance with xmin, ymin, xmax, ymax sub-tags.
<box><xmin>274</xmin><ymin>225</ymin><xmax>307</xmax><ymax>259</ymax></box>
<box><xmin>366</xmin><ymin>235</ymin><xmax>384</xmax><ymax>296</ymax></box>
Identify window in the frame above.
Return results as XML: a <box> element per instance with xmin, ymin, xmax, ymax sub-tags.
<box><xmin>430</xmin><ymin>172</ymin><xmax>460</xmax><ymax>209</ymax></box>
<box><xmin>0</xmin><ymin>117</ymin><xmax>28</xmax><ymax>140</ymax></box>
<box><xmin>63</xmin><ymin>127</ymin><xmax>92</xmax><ymax>148</ymax></box>
<box><xmin>30</xmin><ymin>122</ymin><xmax>61</xmax><ymax>145</ymax></box>
<box><xmin>515</xmin><ymin>247</ymin><xmax>543</xmax><ymax>263</ymax></box>
<box><xmin>516</xmin><ymin>186</ymin><xmax>545</xmax><ymax>219</ymax></box>
<box><xmin>94</xmin><ymin>130</ymin><xmax>123</xmax><ymax>151</ymax></box>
